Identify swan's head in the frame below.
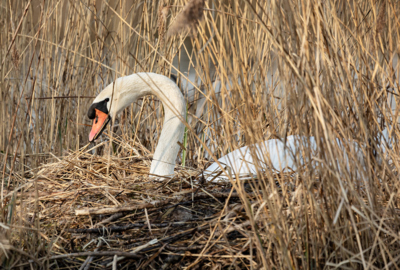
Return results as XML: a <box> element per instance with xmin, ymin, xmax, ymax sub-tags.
<box><xmin>87</xmin><ymin>94</ymin><xmax>111</xmax><ymax>142</ymax></box>
<box><xmin>87</xmin><ymin>73</ymin><xmax>181</xmax><ymax>142</ymax></box>
<box><xmin>87</xmin><ymin>76</ymin><xmax>142</xmax><ymax>142</ymax></box>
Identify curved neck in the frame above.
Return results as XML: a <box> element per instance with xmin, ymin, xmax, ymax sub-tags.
<box><xmin>112</xmin><ymin>73</ymin><xmax>186</xmax><ymax>178</ymax></box>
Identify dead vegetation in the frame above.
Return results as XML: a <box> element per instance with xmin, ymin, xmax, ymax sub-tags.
<box><xmin>13</xmin><ymin>147</ymin><xmax>253</xmax><ymax>269</ymax></box>
<box><xmin>1</xmin><ymin>0</ymin><xmax>400</xmax><ymax>269</ymax></box>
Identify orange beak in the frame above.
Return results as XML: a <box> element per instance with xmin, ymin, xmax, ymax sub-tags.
<box><xmin>89</xmin><ymin>109</ymin><xmax>110</xmax><ymax>142</ymax></box>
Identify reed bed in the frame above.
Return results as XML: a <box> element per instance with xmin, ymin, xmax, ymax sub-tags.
<box><xmin>1</xmin><ymin>0</ymin><xmax>400</xmax><ymax>269</ymax></box>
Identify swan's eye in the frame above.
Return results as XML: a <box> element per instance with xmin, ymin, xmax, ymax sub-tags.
<box><xmin>88</xmin><ymin>99</ymin><xmax>109</xmax><ymax>119</ymax></box>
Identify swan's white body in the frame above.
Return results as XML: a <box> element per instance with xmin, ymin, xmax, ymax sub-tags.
<box><xmin>204</xmin><ymin>136</ymin><xmax>315</xmax><ymax>181</ymax></box>
<box><xmin>204</xmin><ymin>130</ymin><xmax>392</xmax><ymax>181</ymax></box>
<box><xmin>89</xmin><ymin>73</ymin><xmax>392</xmax><ymax>181</ymax></box>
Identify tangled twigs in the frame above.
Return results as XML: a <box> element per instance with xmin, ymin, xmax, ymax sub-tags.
<box><xmin>18</xmin><ymin>152</ymin><xmax>255</xmax><ymax>268</ymax></box>
<box><xmin>75</xmin><ymin>191</ymin><xmax>245</xmax><ymax>216</ymax></box>
<box><xmin>68</xmin><ymin>221</ymin><xmax>197</xmax><ymax>234</ymax></box>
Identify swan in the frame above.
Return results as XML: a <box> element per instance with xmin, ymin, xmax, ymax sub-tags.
<box><xmin>88</xmin><ymin>73</ymin><xmax>186</xmax><ymax>177</ymax></box>
<box><xmin>88</xmin><ymin>73</ymin><xmax>392</xmax><ymax>181</ymax></box>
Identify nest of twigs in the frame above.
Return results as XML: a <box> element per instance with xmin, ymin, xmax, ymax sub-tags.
<box><xmin>9</xmin><ymin>137</ymin><xmax>400</xmax><ymax>269</ymax></box>
<box><xmin>11</xmin><ymin>143</ymin><xmax>262</xmax><ymax>269</ymax></box>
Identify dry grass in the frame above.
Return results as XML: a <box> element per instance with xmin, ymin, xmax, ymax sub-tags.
<box><xmin>1</xmin><ymin>0</ymin><xmax>400</xmax><ymax>269</ymax></box>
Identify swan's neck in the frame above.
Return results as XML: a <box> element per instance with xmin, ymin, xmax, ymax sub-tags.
<box><xmin>112</xmin><ymin>73</ymin><xmax>186</xmax><ymax>178</ymax></box>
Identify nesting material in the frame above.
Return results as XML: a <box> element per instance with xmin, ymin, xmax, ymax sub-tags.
<box><xmin>15</xmin><ymin>147</ymin><xmax>262</xmax><ymax>269</ymax></box>
<box><xmin>12</xmin><ymin>143</ymin><xmax>400</xmax><ymax>268</ymax></box>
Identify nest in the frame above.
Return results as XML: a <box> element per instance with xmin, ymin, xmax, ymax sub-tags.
<box><xmin>11</xmin><ymin>144</ymin><xmax>259</xmax><ymax>269</ymax></box>
<box><xmin>8</xmin><ymin>139</ymin><xmax>399</xmax><ymax>269</ymax></box>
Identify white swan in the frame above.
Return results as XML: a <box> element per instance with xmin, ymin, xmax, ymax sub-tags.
<box><xmin>88</xmin><ymin>73</ymin><xmax>392</xmax><ymax>181</ymax></box>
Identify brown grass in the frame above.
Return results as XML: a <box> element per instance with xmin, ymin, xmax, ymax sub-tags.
<box><xmin>1</xmin><ymin>0</ymin><xmax>400</xmax><ymax>269</ymax></box>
